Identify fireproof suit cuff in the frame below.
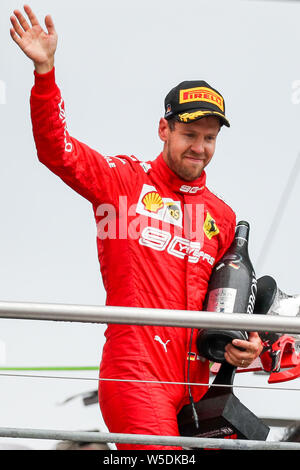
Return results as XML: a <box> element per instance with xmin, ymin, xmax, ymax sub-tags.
<box><xmin>32</xmin><ymin>66</ymin><xmax>57</xmax><ymax>97</ymax></box>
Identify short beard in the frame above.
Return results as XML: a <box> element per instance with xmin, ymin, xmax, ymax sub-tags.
<box><xmin>166</xmin><ymin>147</ymin><xmax>203</xmax><ymax>181</ymax></box>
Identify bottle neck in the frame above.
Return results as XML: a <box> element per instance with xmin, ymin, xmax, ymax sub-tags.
<box><xmin>233</xmin><ymin>223</ymin><xmax>250</xmax><ymax>251</ymax></box>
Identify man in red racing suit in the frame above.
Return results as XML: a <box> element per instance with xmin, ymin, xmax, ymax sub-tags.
<box><xmin>30</xmin><ymin>68</ymin><xmax>235</xmax><ymax>449</ymax></box>
<box><xmin>10</xmin><ymin>5</ymin><xmax>263</xmax><ymax>451</ymax></box>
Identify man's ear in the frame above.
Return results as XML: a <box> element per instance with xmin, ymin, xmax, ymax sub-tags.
<box><xmin>158</xmin><ymin>117</ymin><xmax>169</xmax><ymax>142</ymax></box>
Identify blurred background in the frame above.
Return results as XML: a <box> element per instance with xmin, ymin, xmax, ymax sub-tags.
<box><xmin>0</xmin><ymin>0</ymin><xmax>299</xmax><ymax>449</ymax></box>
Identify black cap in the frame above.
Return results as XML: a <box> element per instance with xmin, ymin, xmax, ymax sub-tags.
<box><xmin>164</xmin><ymin>80</ymin><xmax>230</xmax><ymax>127</ymax></box>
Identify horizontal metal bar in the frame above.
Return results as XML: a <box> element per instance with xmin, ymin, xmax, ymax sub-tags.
<box><xmin>0</xmin><ymin>301</ymin><xmax>299</xmax><ymax>334</ymax></box>
<box><xmin>0</xmin><ymin>427</ymin><xmax>299</xmax><ymax>450</ymax></box>
<box><xmin>261</xmin><ymin>418</ymin><xmax>300</xmax><ymax>427</ymax></box>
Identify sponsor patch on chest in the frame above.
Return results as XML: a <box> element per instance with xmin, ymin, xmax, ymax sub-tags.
<box><xmin>203</xmin><ymin>212</ymin><xmax>220</xmax><ymax>240</ymax></box>
<box><xmin>136</xmin><ymin>184</ymin><xmax>183</xmax><ymax>227</ymax></box>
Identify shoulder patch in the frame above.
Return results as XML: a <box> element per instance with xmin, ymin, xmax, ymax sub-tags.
<box><xmin>103</xmin><ymin>154</ymin><xmax>138</xmax><ymax>169</ymax></box>
<box><xmin>103</xmin><ymin>154</ymin><xmax>152</xmax><ymax>176</ymax></box>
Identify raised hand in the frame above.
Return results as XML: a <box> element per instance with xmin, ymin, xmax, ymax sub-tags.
<box><xmin>10</xmin><ymin>4</ymin><xmax>57</xmax><ymax>74</ymax></box>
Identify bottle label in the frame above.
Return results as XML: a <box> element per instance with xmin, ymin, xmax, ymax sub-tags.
<box><xmin>206</xmin><ymin>288</ymin><xmax>237</xmax><ymax>313</ymax></box>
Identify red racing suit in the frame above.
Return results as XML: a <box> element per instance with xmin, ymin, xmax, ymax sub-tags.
<box><xmin>30</xmin><ymin>68</ymin><xmax>236</xmax><ymax>450</ymax></box>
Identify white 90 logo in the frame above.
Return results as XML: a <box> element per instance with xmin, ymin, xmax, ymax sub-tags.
<box><xmin>139</xmin><ymin>227</ymin><xmax>215</xmax><ymax>265</ymax></box>
<box><xmin>139</xmin><ymin>226</ymin><xmax>171</xmax><ymax>251</ymax></box>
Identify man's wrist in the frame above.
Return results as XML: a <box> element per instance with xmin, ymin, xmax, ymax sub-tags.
<box><xmin>34</xmin><ymin>60</ymin><xmax>55</xmax><ymax>75</ymax></box>
<box><xmin>32</xmin><ymin>66</ymin><xmax>57</xmax><ymax>96</ymax></box>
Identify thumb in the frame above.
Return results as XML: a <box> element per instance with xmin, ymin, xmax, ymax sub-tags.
<box><xmin>248</xmin><ymin>331</ymin><xmax>263</xmax><ymax>353</ymax></box>
<box><xmin>45</xmin><ymin>14</ymin><xmax>56</xmax><ymax>35</ymax></box>
<box><xmin>248</xmin><ymin>331</ymin><xmax>260</xmax><ymax>340</ymax></box>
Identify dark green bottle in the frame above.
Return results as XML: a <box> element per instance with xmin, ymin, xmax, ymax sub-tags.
<box><xmin>197</xmin><ymin>221</ymin><xmax>257</xmax><ymax>363</ymax></box>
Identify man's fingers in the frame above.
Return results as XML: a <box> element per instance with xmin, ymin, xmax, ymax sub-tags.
<box><xmin>12</xmin><ymin>9</ymin><xmax>30</xmax><ymax>32</ymax></box>
<box><xmin>224</xmin><ymin>347</ymin><xmax>253</xmax><ymax>368</ymax></box>
<box><xmin>10</xmin><ymin>15</ymin><xmax>25</xmax><ymax>38</ymax></box>
<box><xmin>235</xmin><ymin>332</ymin><xmax>263</xmax><ymax>355</ymax></box>
<box><xmin>44</xmin><ymin>15</ymin><xmax>56</xmax><ymax>35</ymax></box>
<box><xmin>225</xmin><ymin>331</ymin><xmax>263</xmax><ymax>367</ymax></box>
<box><xmin>10</xmin><ymin>27</ymin><xmax>22</xmax><ymax>45</ymax></box>
<box><xmin>232</xmin><ymin>338</ymin><xmax>254</xmax><ymax>351</ymax></box>
<box><xmin>23</xmin><ymin>4</ymin><xmax>40</xmax><ymax>27</ymax></box>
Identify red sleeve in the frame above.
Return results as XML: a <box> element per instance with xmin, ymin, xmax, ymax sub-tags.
<box><xmin>30</xmin><ymin>67</ymin><xmax>138</xmax><ymax>205</ymax></box>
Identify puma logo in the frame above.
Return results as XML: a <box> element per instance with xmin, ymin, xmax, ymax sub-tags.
<box><xmin>154</xmin><ymin>335</ymin><xmax>170</xmax><ymax>352</ymax></box>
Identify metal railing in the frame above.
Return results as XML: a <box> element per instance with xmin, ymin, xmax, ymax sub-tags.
<box><xmin>0</xmin><ymin>300</ymin><xmax>299</xmax><ymax>333</ymax></box>
<box><xmin>0</xmin><ymin>427</ymin><xmax>299</xmax><ymax>450</ymax></box>
<box><xmin>0</xmin><ymin>300</ymin><xmax>299</xmax><ymax>450</ymax></box>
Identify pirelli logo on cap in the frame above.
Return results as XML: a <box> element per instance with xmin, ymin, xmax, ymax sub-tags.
<box><xmin>179</xmin><ymin>87</ymin><xmax>224</xmax><ymax>112</ymax></box>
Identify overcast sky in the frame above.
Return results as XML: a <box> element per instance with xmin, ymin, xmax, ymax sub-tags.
<box><xmin>1</xmin><ymin>0</ymin><xmax>300</xmax><ymax>449</ymax></box>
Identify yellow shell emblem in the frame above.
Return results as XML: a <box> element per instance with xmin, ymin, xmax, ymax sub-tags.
<box><xmin>142</xmin><ymin>191</ymin><xmax>164</xmax><ymax>213</ymax></box>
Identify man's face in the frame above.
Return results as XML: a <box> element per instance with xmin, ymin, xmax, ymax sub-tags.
<box><xmin>159</xmin><ymin>116</ymin><xmax>220</xmax><ymax>181</ymax></box>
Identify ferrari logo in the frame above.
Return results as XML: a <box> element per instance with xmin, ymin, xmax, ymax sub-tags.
<box><xmin>203</xmin><ymin>212</ymin><xmax>220</xmax><ymax>240</ymax></box>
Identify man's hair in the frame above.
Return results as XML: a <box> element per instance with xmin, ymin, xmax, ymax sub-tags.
<box><xmin>167</xmin><ymin>116</ymin><xmax>177</xmax><ymax>131</ymax></box>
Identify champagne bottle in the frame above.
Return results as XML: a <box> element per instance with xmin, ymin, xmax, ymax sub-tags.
<box><xmin>197</xmin><ymin>220</ymin><xmax>257</xmax><ymax>363</ymax></box>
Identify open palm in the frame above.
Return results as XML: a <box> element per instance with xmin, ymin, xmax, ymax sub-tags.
<box><xmin>10</xmin><ymin>5</ymin><xmax>57</xmax><ymax>67</ymax></box>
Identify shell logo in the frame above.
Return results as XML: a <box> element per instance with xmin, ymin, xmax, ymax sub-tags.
<box><xmin>142</xmin><ymin>191</ymin><xmax>164</xmax><ymax>213</ymax></box>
